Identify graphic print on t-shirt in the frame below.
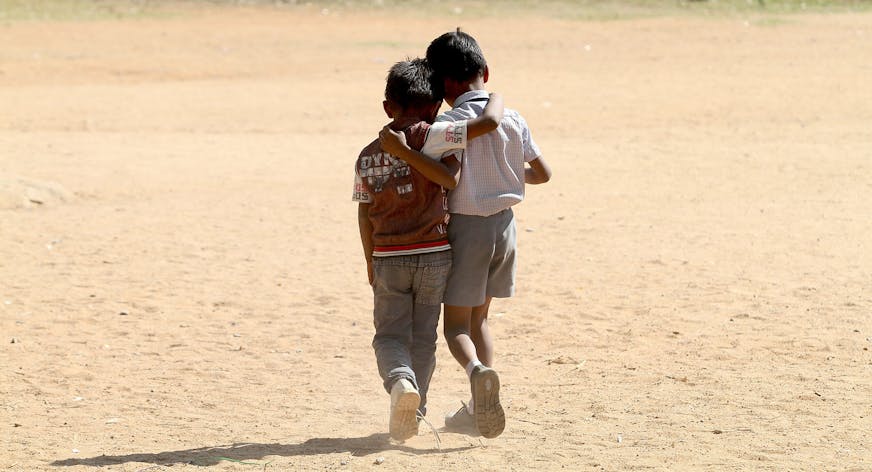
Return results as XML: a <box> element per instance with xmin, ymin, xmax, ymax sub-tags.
<box><xmin>358</xmin><ymin>151</ymin><xmax>411</xmax><ymax>195</ymax></box>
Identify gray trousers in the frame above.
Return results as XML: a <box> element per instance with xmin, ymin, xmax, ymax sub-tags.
<box><xmin>371</xmin><ymin>250</ymin><xmax>452</xmax><ymax>416</ymax></box>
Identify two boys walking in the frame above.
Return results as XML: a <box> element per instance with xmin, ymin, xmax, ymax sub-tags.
<box><xmin>353</xmin><ymin>30</ymin><xmax>552</xmax><ymax>441</ymax></box>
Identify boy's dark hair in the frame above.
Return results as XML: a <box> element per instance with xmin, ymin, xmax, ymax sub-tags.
<box><xmin>426</xmin><ymin>28</ymin><xmax>487</xmax><ymax>83</ymax></box>
<box><xmin>385</xmin><ymin>58</ymin><xmax>442</xmax><ymax>110</ymax></box>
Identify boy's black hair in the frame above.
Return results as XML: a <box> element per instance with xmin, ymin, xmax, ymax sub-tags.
<box><xmin>385</xmin><ymin>58</ymin><xmax>443</xmax><ymax>110</ymax></box>
<box><xmin>425</xmin><ymin>28</ymin><xmax>487</xmax><ymax>83</ymax></box>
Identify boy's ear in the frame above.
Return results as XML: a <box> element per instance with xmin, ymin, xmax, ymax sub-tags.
<box><xmin>483</xmin><ymin>66</ymin><xmax>489</xmax><ymax>83</ymax></box>
<box><xmin>383</xmin><ymin>100</ymin><xmax>393</xmax><ymax>119</ymax></box>
<box><xmin>443</xmin><ymin>77</ymin><xmax>461</xmax><ymax>100</ymax></box>
<box><xmin>443</xmin><ymin>76</ymin><xmax>454</xmax><ymax>94</ymax></box>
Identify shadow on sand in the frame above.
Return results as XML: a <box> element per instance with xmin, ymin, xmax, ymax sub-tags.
<box><xmin>51</xmin><ymin>433</ymin><xmax>474</xmax><ymax>467</ymax></box>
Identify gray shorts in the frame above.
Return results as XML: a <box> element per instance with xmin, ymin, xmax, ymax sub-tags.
<box><xmin>443</xmin><ymin>208</ymin><xmax>516</xmax><ymax>307</ymax></box>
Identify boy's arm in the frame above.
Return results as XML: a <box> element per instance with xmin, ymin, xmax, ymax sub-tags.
<box><xmin>357</xmin><ymin>203</ymin><xmax>375</xmax><ymax>285</ymax></box>
<box><xmin>525</xmin><ymin>156</ymin><xmax>552</xmax><ymax>184</ymax></box>
<box><xmin>378</xmin><ymin>126</ymin><xmax>459</xmax><ymax>189</ymax></box>
<box><xmin>466</xmin><ymin>92</ymin><xmax>504</xmax><ymax>139</ymax></box>
<box><xmin>377</xmin><ymin>92</ymin><xmax>502</xmax><ymax>187</ymax></box>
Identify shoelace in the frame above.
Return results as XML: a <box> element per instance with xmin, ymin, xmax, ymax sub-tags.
<box><xmin>416</xmin><ymin>409</ymin><xmax>442</xmax><ymax>451</ymax></box>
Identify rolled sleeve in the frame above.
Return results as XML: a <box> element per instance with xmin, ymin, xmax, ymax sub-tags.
<box><xmin>421</xmin><ymin>120</ymin><xmax>468</xmax><ymax>159</ymax></box>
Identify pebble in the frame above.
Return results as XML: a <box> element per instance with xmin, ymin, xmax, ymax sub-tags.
<box><xmin>374</xmin><ymin>457</ymin><xmax>385</xmax><ymax>465</ymax></box>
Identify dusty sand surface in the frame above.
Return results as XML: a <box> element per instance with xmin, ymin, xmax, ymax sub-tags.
<box><xmin>2</xmin><ymin>3</ymin><xmax>871</xmax><ymax>471</ymax></box>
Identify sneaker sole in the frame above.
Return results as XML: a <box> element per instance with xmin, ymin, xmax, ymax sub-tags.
<box><xmin>472</xmin><ymin>368</ymin><xmax>505</xmax><ymax>438</ymax></box>
<box><xmin>390</xmin><ymin>390</ymin><xmax>420</xmax><ymax>441</ymax></box>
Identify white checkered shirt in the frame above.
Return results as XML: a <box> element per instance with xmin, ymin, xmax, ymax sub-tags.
<box><xmin>436</xmin><ymin>90</ymin><xmax>541</xmax><ymax>217</ymax></box>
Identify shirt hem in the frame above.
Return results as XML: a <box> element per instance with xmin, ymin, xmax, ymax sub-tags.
<box><xmin>372</xmin><ymin>243</ymin><xmax>451</xmax><ymax>257</ymax></box>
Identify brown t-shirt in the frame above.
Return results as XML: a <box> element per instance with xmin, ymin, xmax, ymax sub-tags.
<box><xmin>353</xmin><ymin>120</ymin><xmax>465</xmax><ymax>257</ymax></box>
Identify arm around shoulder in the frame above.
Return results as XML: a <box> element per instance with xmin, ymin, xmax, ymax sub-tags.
<box><xmin>466</xmin><ymin>92</ymin><xmax>504</xmax><ymax>140</ymax></box>
<box><xmin>525</xmin><ymin>156</ymin><xmax>552</xmax><ymax>185</ymax></box>
<box><xmin>378</xmin><ymin>125</ymin><xmax>459</xmax><ymax>189</ymax></box>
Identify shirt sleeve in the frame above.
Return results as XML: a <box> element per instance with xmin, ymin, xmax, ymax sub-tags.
<box><xmin>434</xmin><ymin>111</ymin><xmax>459</xmax><ymax>123</ymax></box>
<box><xmin>420</xmin><ymin>120</ymin><xmax>468</xmax><ymax>159</ymax></box>
<box><xmin>519</xmin><ymin>115</ymin><xmax>542</xmax><ymax>163</ymax></box>
<box><xmin>352</xmin><ymin>166</ymin><xmax>371</xmax><ymax>203</ymax></box>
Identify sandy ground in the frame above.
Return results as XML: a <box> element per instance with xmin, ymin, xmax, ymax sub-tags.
<box><xmin>1</xmin><ymin>3</ymin><xmax>871</xmax><ymax>471</ymax></box>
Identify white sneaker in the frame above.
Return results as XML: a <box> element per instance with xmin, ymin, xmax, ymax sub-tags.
<box><xmin>389</xmin><ymin>379</ymin><xmax>420</xmax><ymax>441</ymax></box>
<box><xmin>444</xmin><ymin>401</ymin><xmax>476</xmax><ymax>433</ymax></box>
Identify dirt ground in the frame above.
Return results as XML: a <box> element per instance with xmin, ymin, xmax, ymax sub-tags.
<box><xmin>1</xmin><ymin>3</ymin><xmax>871</xmax><ymax>471</ymax></box>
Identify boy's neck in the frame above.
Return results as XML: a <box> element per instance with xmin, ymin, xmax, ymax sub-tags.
<box><xmin>390</xmin><ymin>114</ymin><xmax>427</xmax><ymax>130</ymax></box>
<box><xmin>445</xmin><ymin>79</ymin><xmax>486</xmax><ymax>107</ymax></box>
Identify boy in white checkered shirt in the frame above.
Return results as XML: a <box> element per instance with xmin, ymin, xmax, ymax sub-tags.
<box><xmin>380</xmin><ymin>30</ymin><xmax>552</xmax><ymax>439</ymax></box>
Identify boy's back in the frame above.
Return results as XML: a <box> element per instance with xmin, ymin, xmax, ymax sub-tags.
<box><xmin>354</xmin><ymin>121</ymin><xmax>450</xmax><ymax>256</ymax></box>
<box><xmin>436</xmin><ymin>90</ymin><xmax>541</xmax><ymax>217</ymax></box>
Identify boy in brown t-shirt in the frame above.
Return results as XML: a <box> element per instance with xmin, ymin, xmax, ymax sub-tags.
<box><xmin>353</xmin><ymin>58</ymin><xmax>503</xmax><ymax>441</ymax></box>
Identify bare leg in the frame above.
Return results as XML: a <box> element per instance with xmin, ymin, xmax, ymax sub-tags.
<box><xmin>468</xmin><ymin>297</ymin><xmax>504</xmax><ymax>438</ymax></box>
<box><xmin>443</xmin><ymin>304</ymin><xmax>478</xmax><ymax>368</ymax></box>
<box><xmin>469</xmin><ymin>297</ymin><xmax>494</xmax><ymax>367</ymax></box>
<box><xmin>444</xmin><ymin>299</ymin><xmax>505</xmax><ymax>438</ymax></box>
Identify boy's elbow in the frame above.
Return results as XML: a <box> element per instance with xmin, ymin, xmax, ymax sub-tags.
<box><xmin>475</xmin><ymin>114</ymin><xmax>500</xmax><ymax>133</ymax></box>
<box><xmin>536</xmin><ymin>158</ymin><xmax>552</xmax><ymax>184</ymax></box>
<box><xmin>530</xmin><ymin>174</ymin><xmax>549</xmax><ymax>185</ymax></box>
<box><xmin>526</xmin><ymin>163</ymin><xmax>551</xmax><ymax>185</ymax></box>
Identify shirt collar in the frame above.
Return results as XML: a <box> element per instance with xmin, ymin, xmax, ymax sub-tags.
<box><xmin>453</xmin><ymin>90</ymin><xmax>489</xmax><ymax>108</ymax></box>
